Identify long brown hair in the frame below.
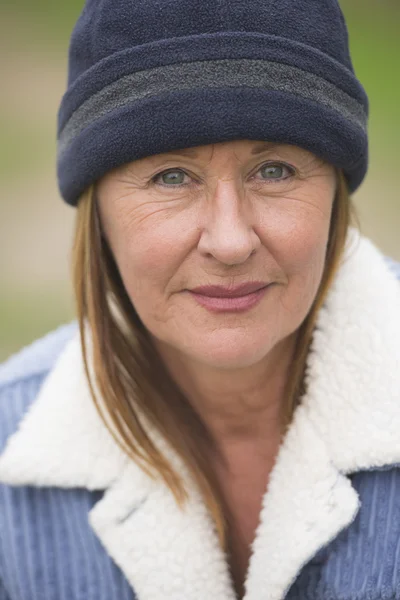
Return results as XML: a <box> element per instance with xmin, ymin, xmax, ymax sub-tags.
<box><xmin>72</xmin><ymin>169</ymin><xmax>355</xmax><ymax>548</ymax></box>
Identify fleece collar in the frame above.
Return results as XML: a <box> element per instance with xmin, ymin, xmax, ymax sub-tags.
<box><xmin>0</xmin><ymin>231</ymin><xmax>399</xmax><ymax>600</ymax></box>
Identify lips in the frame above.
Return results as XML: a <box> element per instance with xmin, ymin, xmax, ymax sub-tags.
<box><xmin>188</xmin><ymin>283</ymin><xmax>270</xmax><ymax>313</ymax></box>
<box><xmin>189</xmin><ymin>282</ymin><xmax>268</xmax><ymax>298</ymax></box>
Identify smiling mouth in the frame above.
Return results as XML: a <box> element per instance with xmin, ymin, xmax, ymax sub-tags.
<box><xmin>189</xmin><ymin>282</ymin><xmax>269</xmax><ymax>298</ymax></box>
<box><xmin>187</xmin><ymin>284</ymin><xmax>271</xmax><ymax>313</ymax></box>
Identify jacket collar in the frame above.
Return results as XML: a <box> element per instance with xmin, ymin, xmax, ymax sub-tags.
<box><xmin>0</xmin><ymin>231</ymin><xmax>400</xmax><ymax>600</ymax></box>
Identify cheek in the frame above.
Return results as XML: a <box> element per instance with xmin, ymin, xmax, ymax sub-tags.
<box><xmin>275</xmin><ymin>215</ymin><xmax>332</xmax><ymax>313</ymax></box>
<box><xmin>255</xmin><ymin>191</ymin><xmax>333</xmax><ymax>313</ymax></box>
<box><xmin>105</xmin><ymin>206</ymin><xmax>196</xmax><ymax>306</ymax></box>
<box><xmin>284</xmin><ymin>234</ymin><xmax>328</xmax><ymax>314</ymax></box>
<box><xmin>278</xmin><ymin>218</ymin><xmax>330</xmax><ymax>273</ymax></box>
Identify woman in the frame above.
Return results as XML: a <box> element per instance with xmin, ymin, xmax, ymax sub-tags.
<box><xmin>0</xmin><ymin>0</ymin><xmax>399</xmax><ymax>599</ymax></box>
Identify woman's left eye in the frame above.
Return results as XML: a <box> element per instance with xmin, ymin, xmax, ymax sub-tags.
<box><xmin>256</xmin><ymin>163</ymin><xmax>294</xmax><ymax>181</ymax></box>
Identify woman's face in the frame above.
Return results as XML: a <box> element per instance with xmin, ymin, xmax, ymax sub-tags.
<box><xmin>97</xmin><ymin>140</ymin><xmax>336</xmax><ymax>369</ymax></box>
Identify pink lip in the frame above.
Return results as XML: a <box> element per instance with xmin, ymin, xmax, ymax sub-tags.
<box><xmin>188</xmin><ymin>282</ymin><xmax>270</xmax><ymax>313</ymax></box>
<box><xmin>190</xmin><ymin>282</ymin><xmax>268</xmax><ymax>298</ymax></box>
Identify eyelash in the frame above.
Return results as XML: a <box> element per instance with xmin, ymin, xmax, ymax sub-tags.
<box><xmin>151</xmin><ymin>162</ymin><xmax>296</xmax><ymax>188</ymax></box>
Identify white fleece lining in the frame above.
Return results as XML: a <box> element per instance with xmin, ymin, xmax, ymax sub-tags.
<box><xmin>0</xmin><ymin>231</ymin><xmax>399</xmax><ymax>600</ymax></box>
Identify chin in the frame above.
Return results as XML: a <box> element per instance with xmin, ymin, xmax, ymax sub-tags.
<box><xmin>188</xmin><ymin>334</ymin><xmax>278</xmax><ymax>370</ymax></box>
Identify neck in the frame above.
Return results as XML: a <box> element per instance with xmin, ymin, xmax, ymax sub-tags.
<box><xmin>153</xmin><ymin>333</ymin><xmax>297</xmax><ymax>467</ymax></box>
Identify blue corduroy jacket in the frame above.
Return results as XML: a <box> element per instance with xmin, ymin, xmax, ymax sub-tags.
<box><xmin>0</xmin><ymin>233</ymin><xmax>400</xmax><ymax>600</ymax></box>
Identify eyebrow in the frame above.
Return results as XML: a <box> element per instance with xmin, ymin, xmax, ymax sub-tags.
<box><xmin>163</xmin><ymin>147</ymin><xmax>200</xmax><ymax>158</ymax></box>
<box><xmin>165</xmin><ymin>142</ymin><xmax>277</xmax><ymax>159</ymax></box>
<box><xmin>251</xmin><ymin>142</ymin><xmax>278</xmax><ymax>155</ymax></box>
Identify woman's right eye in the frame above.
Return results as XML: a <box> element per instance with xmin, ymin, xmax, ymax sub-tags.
<box><xmin>153</xmin><ymin>169</ymin><xmax>189</xmax><ymax>186</ymax></box>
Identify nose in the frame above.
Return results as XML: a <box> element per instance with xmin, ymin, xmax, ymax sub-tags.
<box><xmin>197</xmin><ymin>180</ymin><xmax>261</xmax><ymax>265</ymax></box>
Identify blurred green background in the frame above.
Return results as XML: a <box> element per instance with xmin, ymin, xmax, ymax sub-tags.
<box><xmin>1</xmin><ymin>0</ymin><xmax>399</xmax><ymax>361</ymax></box>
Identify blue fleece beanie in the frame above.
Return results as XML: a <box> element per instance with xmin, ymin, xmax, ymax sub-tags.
<box><xmin>57</xmin><ymin>0</ymin><xmax>369</xmax><ymax>206</ymax></box>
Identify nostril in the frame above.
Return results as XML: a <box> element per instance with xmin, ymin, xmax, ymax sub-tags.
<box><xmin>197</xmin><ymin>218</ymin><xmax>260</xmax><ymax>266</ymax></box>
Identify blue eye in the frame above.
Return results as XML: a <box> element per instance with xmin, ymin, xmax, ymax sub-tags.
<box><xmin>155</xmin><ymin>169</ymin><xmax>187</xmax><ymax>186</ymax></box>
<box><xmin>258</xmin><ymin>163</ymin><xmax>293</xmax><ymax>181</ymax></box>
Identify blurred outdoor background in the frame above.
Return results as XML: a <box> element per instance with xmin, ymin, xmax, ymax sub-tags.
<box><xmin>1</xmin><ymin>0</ymin><xmax>399</xmax><ymax>361</ymax></box>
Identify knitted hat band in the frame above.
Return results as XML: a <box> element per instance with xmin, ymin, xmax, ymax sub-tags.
<box><xmin>59</xmin><ymin>58</ymin><xmax>366</xmax><ymax>158</ymax></box>
<box><xmin>58</xmin><ymin>23</ymin><xmax>369</xmax><ymax>205</ymax></box>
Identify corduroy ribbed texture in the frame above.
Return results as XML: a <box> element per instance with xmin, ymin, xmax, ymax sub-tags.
<box><xmin>0</xmin><ymin>375</ymin><xmax>136</xmax><ymax>600</ymax></box>
<box><xmin>1</xmin><ymin>376</ymin><xmax>400</xmax><ymax>600</ymax></box>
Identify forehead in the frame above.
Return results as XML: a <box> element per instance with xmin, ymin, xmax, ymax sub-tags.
<box><xmin>160</xmin><ymin>141</ymin><xmax>277</xmax><ymax>159</ymax></box>
<box><xmin>140</xmin><ymin>140</ymin><xmax>319</xmax><ymax>165</ymax></box>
